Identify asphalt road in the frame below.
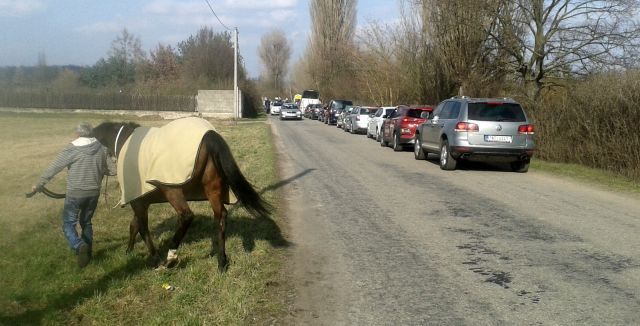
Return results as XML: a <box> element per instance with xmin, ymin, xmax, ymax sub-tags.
<box><xmin>270</xmin><ymin>116</ymin><xmax>640</xmax><ymax>325</ymax></box>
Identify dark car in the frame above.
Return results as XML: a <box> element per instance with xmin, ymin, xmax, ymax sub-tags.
<box><xmin>307</xmin><ymin>103</ymin><xmax>324</xmax><ymax>119</ymax></box>
<box><xmin>381</xmin><ymin>105</ymin><xmax>434</xmax><ymax>151</ymax></box>
<box><xmin>326</xmin><ymin>99</ymin><xmax>353</xmax><ymax>125</ymax></box>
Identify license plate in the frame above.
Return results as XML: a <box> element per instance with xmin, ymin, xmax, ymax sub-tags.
<box><xmin>485</xmin><ymin>135</ymin><xmax>512</xmax><ymax>143</ymax></box>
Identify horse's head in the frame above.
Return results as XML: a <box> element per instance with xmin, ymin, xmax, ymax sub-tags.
<box><xmin>92</xmin><ymin>122</ymin><xmax>140</xmax><ymax>158</ymax></box>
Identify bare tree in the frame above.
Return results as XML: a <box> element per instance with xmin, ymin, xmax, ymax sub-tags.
<box><xmin>307</xmin><ymin>0</ymin><xmax>357</xmax><ymax>98</ymax></box>
<box><xmin>423</xmin><ymin>0</ymin><xmax>509</xmax><ymax>97</ymax></box>
<box><xmin>146</xmin><ymin>44</ymin><xmax>180</xmax><ymax>82</ymax></box>
<box><xmin>490</xmin><ymin>0</ymin><xmax>640</xmax><ymax>97</ymax></box>
<box><xmin>109</xmin><ymin>28</ymin><xmax>146</xmax><ymax>65</ymax></box>
<box><xmin>258</xmin><ymin>29</ymin><xmax>291</xmax><ymax>93</ymax></box>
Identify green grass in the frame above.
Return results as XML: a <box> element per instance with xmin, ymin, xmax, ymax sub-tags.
<box><xmin>531</xmin><ymin>158</ymin><xmax>640</xmax><ymax>194</ymax></box>
<box><xmin>0</xmin><ymin>112</ymin><xmax>289</xmax><ymax>325</ymax></box>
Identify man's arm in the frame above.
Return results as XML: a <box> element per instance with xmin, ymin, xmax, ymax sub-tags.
<box><xmin>34</xmin><ymin>146</ymin><xmax>74</xmax><ymax>190</ymax></box>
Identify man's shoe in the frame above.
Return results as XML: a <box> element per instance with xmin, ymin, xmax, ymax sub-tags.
<box><xmin>77</xmin><ymin>243</ymin><xmax>90</xmax><ymax>268</ymax></box>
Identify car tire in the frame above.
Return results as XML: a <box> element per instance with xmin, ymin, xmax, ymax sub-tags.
<box><xmin>392</xmin><ymin>133</ymin><xmax>402</xmax><ymax>152</ymax></box>
<box><xmin>376</xmin><ymin>128</ymin><xmax>381</xmax><ymax>142</ymax></box>
<box><xmin>350</xmin><ymin>123</ymin><xmax>355</xmax><ymax>134</ymax></box>
<box><xmin>510</xmin><ymin>159</ymin><xmax>530</xmax><ymax>173</ymax></box>
<box><xmin>381</xmin><ymin>132</ymin><xmax>388</xmax><ymax>147</ymax></box>
<box><xmin>414</xmin><ymin>136</ymin><xmax>426</xmax><ymax>160</ymax></box>
<box><xmin>440</xmin><ymin>139</ymin><xmax>457</xmax><ymax>170</ymax></box>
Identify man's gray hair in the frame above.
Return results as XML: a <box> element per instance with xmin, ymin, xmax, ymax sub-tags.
<box><xmin>75</xmin><ymin>122</ymin><xmax>93</xmax><ymax>137</ymax></box>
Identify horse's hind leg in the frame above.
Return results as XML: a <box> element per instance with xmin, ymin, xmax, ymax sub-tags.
<box><xmin>203</xmin><ymin>171</ymin><xmax>229</xmax><ymax>272</ymax></box>
<box><xmin>210</xmin><ymin>197</ymin><xmax>228</xmax><ymax>272</ymax></box>
<box><xmin>130</xmin><ymin>201</ymin><xmax>157</xmax><ymax>258</ymax></box>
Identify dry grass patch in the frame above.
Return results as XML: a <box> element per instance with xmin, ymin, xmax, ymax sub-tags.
<box><xmin>0</xmin><ymin>112</ymin><xmax>288</xmax><ymax>325</ymax></box>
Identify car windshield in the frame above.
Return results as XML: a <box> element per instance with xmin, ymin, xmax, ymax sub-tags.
<box><xmin>302</xmin><ymin>90</ymin><xmax>319</xmax><ymax>99</ymax></box>
<box><xmin>360</xmin><ymin>108</ymin><xmax>378</xmax><ymax>114</ymax></box>
<box><xmin>407</xmin><ymin>109</ymin><xmax>429</xmax><ymax>118</ymax></box>
<box><xmin>468</xmin><ymin>103</ymin><xmax>526</xmax><ymax>122</ymax></box>
<box><xmin>273</xmin><ymin>101</ymin><xmax>283</xmax><ymax>106</ymax></box>
<box><xmin>335</xmin><ymin>101</ymin><xmax>353</xmax><ymax>110</ymax></box>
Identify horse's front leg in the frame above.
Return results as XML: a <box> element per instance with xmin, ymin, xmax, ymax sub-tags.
<box><xmin>130</xmin><ymin>201</ymin><xmax>157</xmax><ymax>258</ymax></box>
<box><xmin>164</xmin><ymin>189</ymin><xmax>195</xmax><ymax>267</ymax></box>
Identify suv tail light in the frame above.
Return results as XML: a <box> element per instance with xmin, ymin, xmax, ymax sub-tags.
<box><xmin>455</xmin><ymin>122</ymin><xmax>479</xmax><ymax>132</ymax></box>
<box><xmin>518</xmin><ymin>124</ymin><xmax>535</xmax><ymax>134</ymax></box>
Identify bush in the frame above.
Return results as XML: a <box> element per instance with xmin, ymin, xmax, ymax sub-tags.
<box><xmin>528</xmin><ymin>70</ymin><xmax>640</xmax><ymax>181</ymax></box>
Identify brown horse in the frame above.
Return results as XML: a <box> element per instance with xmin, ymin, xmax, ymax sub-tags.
<box><xmin>91</xmin><ymin>120</ymin><xmax>271</xmax><ymax>272</ymax></box>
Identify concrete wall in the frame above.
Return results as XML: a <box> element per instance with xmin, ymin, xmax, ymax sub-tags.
<box><xmin>197</xmin><ymin>90</ymin><xmax>242</xmax><ymax>118</ymax></box>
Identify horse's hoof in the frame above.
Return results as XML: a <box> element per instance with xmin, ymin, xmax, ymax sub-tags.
<box><xmin>165</xmin><ymin>258</ymin><xmax>178</xmax><ymax>268</ymax></box>
<box><xmin>164</xmin><ymin>249</ymin><xmax>178</xmax><ymax>268</ymax></box>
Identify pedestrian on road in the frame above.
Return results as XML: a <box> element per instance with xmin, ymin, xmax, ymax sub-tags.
<box><xmin>32</xmin><ymin>122</ymin><xmax>115</xmax><ymax>268</ymax></box>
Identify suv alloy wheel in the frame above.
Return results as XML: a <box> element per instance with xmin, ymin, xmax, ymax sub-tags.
<box><xmin>380</xmin><ymin>131</ymin><xmax>389</xmax><ymax>146</ymax></box>
<box><xmin>440</xmin><ymin>139</ymin><xmax>457</xmax><ymax>170</ymax></box>
<box><xmin>414</xmin><ymin>136</ymin><xmax>426</xmax><ymax>160</ymax></box>
<box><xmin>392</xmin><ymin>132</ymin><xmax>402</xmax><ymax>152</ymax></box>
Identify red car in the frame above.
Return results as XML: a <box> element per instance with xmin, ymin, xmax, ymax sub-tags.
<box><xmin>381</xmin><ymin>105</ymin><xmax>434</xmax><ymax>151</ymax></box>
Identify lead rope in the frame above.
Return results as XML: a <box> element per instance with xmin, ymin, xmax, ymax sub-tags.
<box><xmin>102</xmin><ymin>174</ymin><xmax>110</xmax><ymax>209</ymax></box>
<box><xmin>105</xmin><ymin>125</ymin><xmax>125</xmax><ymax>210</ymax></box>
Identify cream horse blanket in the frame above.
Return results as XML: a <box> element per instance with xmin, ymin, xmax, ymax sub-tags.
<box><xmin>117</xmin><ymin>117</ymin><xmax>219</xmax><ymax>205</ymax></box>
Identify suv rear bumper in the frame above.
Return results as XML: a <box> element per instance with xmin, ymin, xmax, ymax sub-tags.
<box><xmin>451</xmin><ymin>146</ymin><xmax>534</xmax><ymax>162</ymax></box>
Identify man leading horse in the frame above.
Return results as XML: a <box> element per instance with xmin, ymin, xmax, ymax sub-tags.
<box><xmin>31</xmin><ymin>122</ymin><xmax>116</xmax><ymax>268</ymax></box>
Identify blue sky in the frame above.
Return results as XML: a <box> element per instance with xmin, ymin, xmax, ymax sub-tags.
<box><xmin>0</xmin><ymin>0</ymin><xmax>399</xmax><ymax>78</ymax></box>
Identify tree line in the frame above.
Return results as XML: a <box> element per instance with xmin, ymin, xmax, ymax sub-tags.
<box><xmin>0</xmin><ymin>27</ymin><xmax>263</xmax><ymax>116</ymax></box>
<box><xmin>256</xmin><ymin>0</ymin><xmax>640</xmax><ymax>181</ymax></box>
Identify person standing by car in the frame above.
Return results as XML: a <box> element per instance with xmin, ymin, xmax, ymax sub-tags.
<box><xmin>31</xmin><ymin>122</ymin><xmax>115</xmax><ymax>268</ymax></box>
<box><xmin>264</xmin><ymin>98</ymin><xmax>270</xmax><ymax>114</ymax></box>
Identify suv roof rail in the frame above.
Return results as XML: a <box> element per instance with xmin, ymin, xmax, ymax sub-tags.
<box><xmin>450</xmin><ymin>95</ymin><xmax>470</xmax><ymax>99</ymax></box>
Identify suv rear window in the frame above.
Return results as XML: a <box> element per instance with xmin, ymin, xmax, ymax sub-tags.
<box><xmin>468</xmin><ymin>103</ymin><xmax>526</xmax><ymax>122</ymax></box>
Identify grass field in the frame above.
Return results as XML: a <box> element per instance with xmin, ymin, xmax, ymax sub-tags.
<box><xmin>0</xmin><ymin>112</ymin><xmax>289</xmax><ymax>325</ymax></box>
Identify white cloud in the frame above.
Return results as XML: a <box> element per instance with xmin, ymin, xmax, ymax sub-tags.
<box><xmin>143</xmin><ymin>0</ymin><xmax>203</xmax><ymax>15</ymax></box>
<box><xmin>223</xmin><ymin>0</ymin><xmax>297</xmax><ymax>10</ymax></box>
<box><xmin>0</xmin><ymin>0</ymin><xmax>45</xmax><ymax>17</ymax></box>
<box><xmin>75</xmin><ymin>21</ymin><xmax>123</xmax><ymax>35</ymax></box>
<box><xmin>75</xmin><ymin>20</ymin><xmax>150</xmax><ymax>35</ymax></box>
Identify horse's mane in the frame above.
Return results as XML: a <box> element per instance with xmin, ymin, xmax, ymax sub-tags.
<box><xmin>95</xmin><ymin>121</ymin><xmax>140</xmax><ymax>129</ymax></box>
<box><xmin>92</xmin><ymin>121</ymin><xmax>140</xmax><ymax>135</ymax></box>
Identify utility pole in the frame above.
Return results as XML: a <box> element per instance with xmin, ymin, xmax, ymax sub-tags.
<box><xmin>234</xmin><ymin>27</ymin><xmax>239</xmax><ymax>118</ymax></box>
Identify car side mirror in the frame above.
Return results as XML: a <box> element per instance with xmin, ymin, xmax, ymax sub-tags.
<box><xmin>420</xmin><ymin>112</ymin><xmax>429</xmax><ymax>119</ymax></box>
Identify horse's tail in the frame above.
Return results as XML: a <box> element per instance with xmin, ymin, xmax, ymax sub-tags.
<box><xmin>203</xmin><ymin>130</ymin><xmax>272</xmax><ymax>218</ymax></box>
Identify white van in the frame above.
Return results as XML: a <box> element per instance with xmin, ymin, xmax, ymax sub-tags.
<box><xmin>299</xmin><ymin>90</ymin><xmax>321</xmax><ymax>113</ymax></box>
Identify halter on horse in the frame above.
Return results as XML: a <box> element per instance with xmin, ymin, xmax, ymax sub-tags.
<box><xmin>92</xmin><ymin>118</ymin><xmax>271</xmax><ymax>272</ymax></box>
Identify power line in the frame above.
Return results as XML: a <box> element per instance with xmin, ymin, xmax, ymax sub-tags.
<box><xmin>203</xmin><ymin>0</ymin><xmax>232</xmax><ymax>31</ymax></box>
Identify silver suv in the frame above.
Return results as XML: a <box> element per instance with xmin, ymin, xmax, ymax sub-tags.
<box><xmin>414</xmin><ymin>96</ymin><xmax>535</xmax><ymax>172</ymax></box>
